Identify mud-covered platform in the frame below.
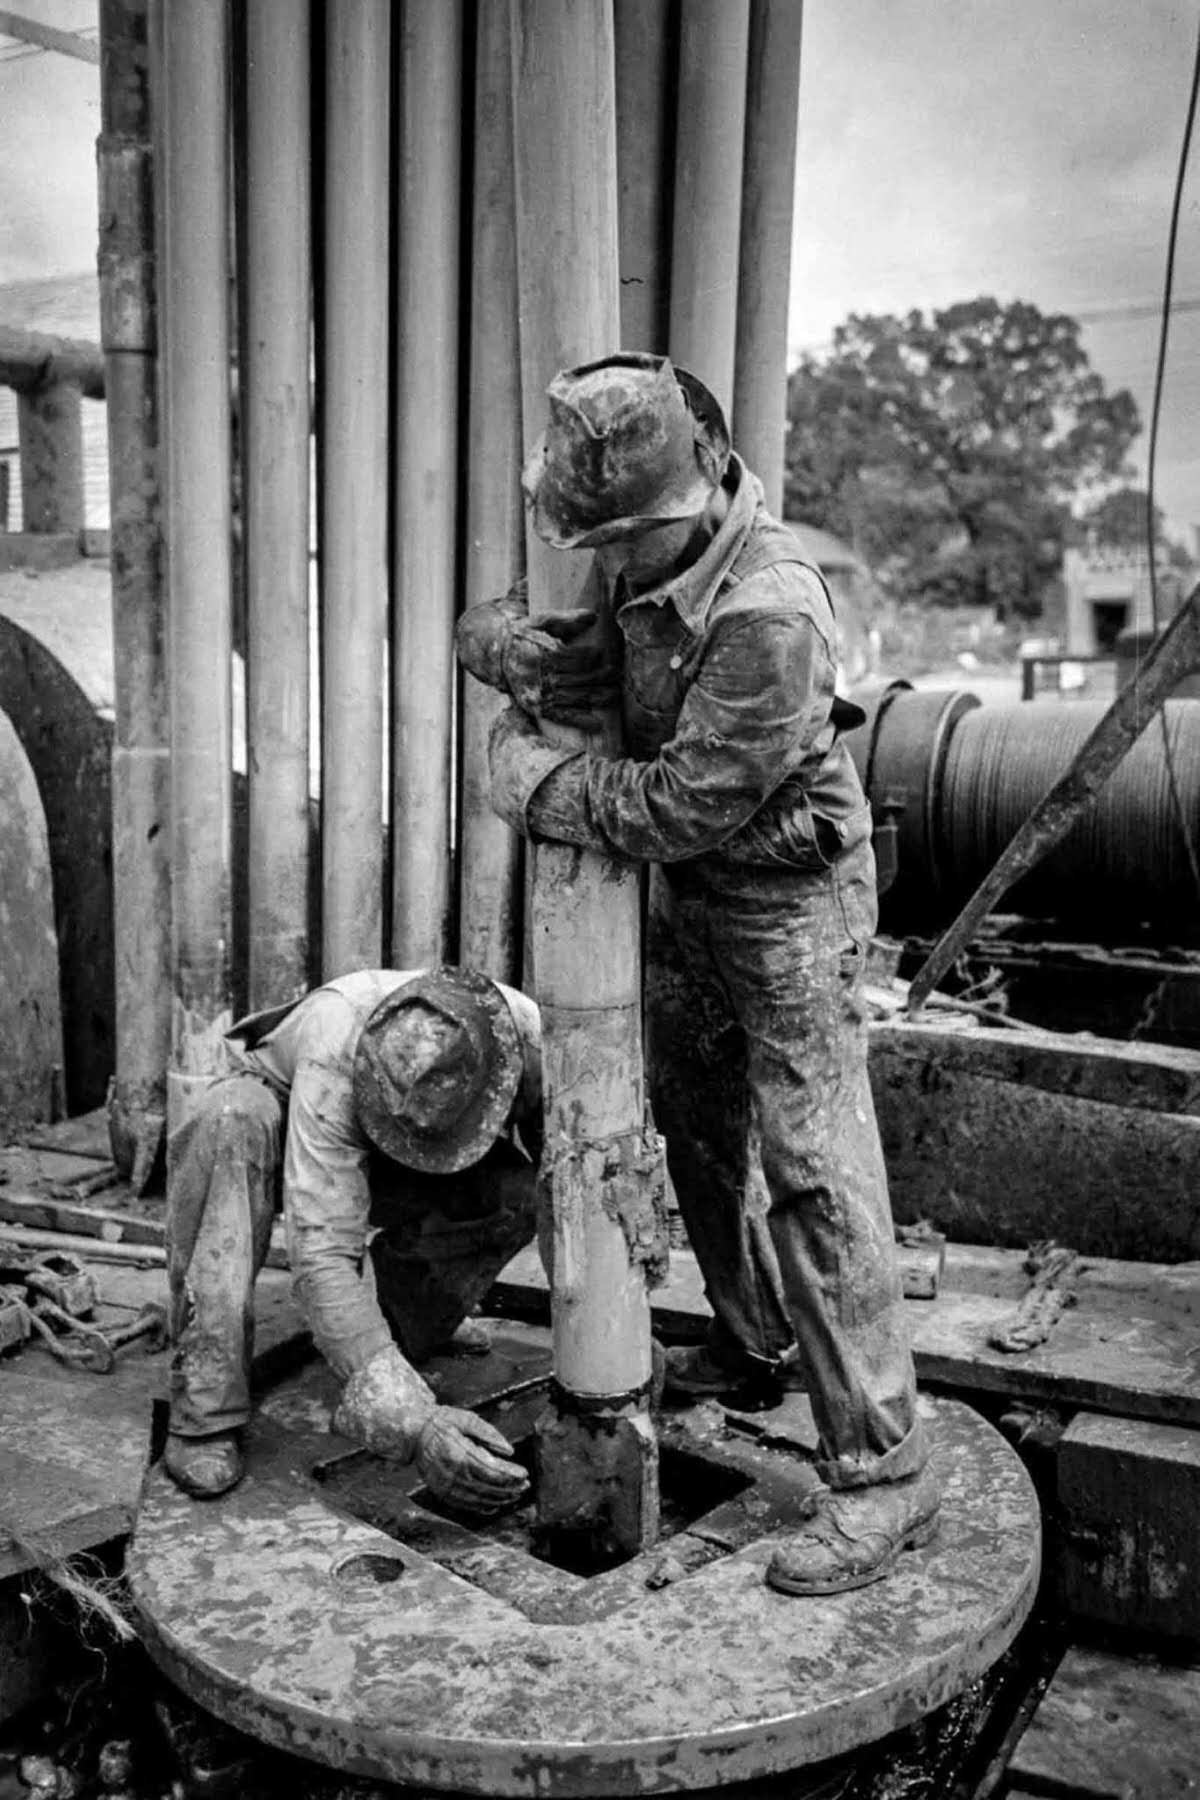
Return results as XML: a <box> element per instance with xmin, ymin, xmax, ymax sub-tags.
<box><xmin>127</xmin><ymin>1341</ymin><xmax>1040</xmax><ymax>1798</ymax></box>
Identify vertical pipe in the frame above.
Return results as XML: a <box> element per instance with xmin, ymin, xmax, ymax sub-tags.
<box><xmin>243</xmin><ymin>0</ymin><xmax>311</xmax><ymax>1007</ymax></box>
<box><xmin>511</xmin><ymin>0</ymin><xmax>658</xmax><ymax>1560</ymax></box>
<box><xmin>614</xmin><ymin>0</ymin><xmax>674</xmax><ymax>354</ymax></box>
<box><xmin>459</xmin><ymin>0</ymin><xmax>523</xmax><ymax>984</ymax></box>
<box><xmin>733</xmin><ymin>0</ymin><xmax>803</xmax><ymax>513</ymax></box>
<box><xmin>160</xmin><ymin>0</ymin><xmax>235</xmax><ymax>1121</ymax></box>
<box><xmin>98</xmin><ymin>0</ymin><xmax>170</xmax><ymax>1187</ymax></box>
<box><xmin>391</xmin><ymin>0</ymin><xmax>463</xmax><ymax>967</ymax></box>
<box><xmin>319</xmin><ymin>0</ymin><xmax>390</xmax><ymax>977</ymax></box>
<box><xmin>668</xmin><ymin>0</ymin><xmax>750</xmax><ymax>413</ymax></box>
<box><xmin>16</xmin><ymin>384</ymin><xmax>84</xmax><ymax>533</ymax></box>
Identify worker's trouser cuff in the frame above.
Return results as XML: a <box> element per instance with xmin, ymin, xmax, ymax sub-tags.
<box><xmin>704</xmin><ymin>1315</ymin><xmax>791</xmax><ymax>1379</ymax></box>
<box><xmin>816</xmin><ymin>1413</ymin><xmax>931</xmax><ymax>1491</ymax></box>
<box><xmin>167</xmin><ymin>1333</ymin><xmax>255</xmax><ymax>1439</ymax></box>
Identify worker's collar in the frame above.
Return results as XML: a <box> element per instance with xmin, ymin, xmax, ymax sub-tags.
<box><xmin>615</xmin><ymin>454</ymin><xmax>760</xmax><ymax>634</ymax></box>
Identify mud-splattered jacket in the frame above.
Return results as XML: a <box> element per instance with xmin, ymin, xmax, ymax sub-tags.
<box><xmin>223</xmin><ymin>969</ymin><xmax>536</xmax><ymax>1379</ymax></box>
<box><xmin>457</xmin><ymin>455</ymin><xmax>871</xmax><ymax>868</ymax></box>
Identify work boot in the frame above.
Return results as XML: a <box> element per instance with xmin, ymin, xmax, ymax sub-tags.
<box><xmin>662</xmin><ymin>1343</ymin><xmax>785</xmax><ymax>1407</ymax></box>
<box><xmin>434</xmin><ymin>1318</ymin><xmax>493</xmax><ymax>1357</ymax></box>
<box><xmin>163</xmin><ymin>1431</ymin><xmax>244</xmax><ymax>1500</ymax></box>
<box><xmin>765</xmin><ymin>1466</ymin><xmax>941</xmax><ymax>1596</ymax></box>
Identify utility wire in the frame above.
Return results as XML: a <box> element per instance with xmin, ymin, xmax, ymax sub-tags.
<box><xmin>1147</xmin><ymin>10</ymin><xmax>1200</xmax><ymax>632</ymax></box>
<box><xmin>1144</xmin><ymin>6</ymin><xmax>1200</xmax><ymax>917</ymax></box>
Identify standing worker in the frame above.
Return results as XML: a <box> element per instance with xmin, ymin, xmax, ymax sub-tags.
<box><xmin>165</xmin><ymin>966</ymin><xmax>540</xmax><ymax>1515</ymax></box>
<box><xmin>456</xmin><ymin>353</ymin><xmax>938</xmax><ymax>1595</ymax></box>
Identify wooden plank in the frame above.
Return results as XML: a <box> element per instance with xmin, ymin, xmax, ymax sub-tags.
<box><xmin>1008</xmin><ymin>1645</ymin><xmax>1200</xmax><ymax>1796</ymax></box>
<box><xmin>490</xmin><ymin>1242</ymin><xmax>1200</xmax><ymax>1427</ymax></box>
<box><xmin>910</xmin><ymin>1273</ymin><xmax>1200</xmax><ymax>1428</ymax></box>
<box><xmin>21</xmin><ymin>1107</ymin><xmax>112</xmax><ymax>1159</ymax></box>
<box><xmin>871</xmin><ymin>1013</ymin><xmax>1200</xmax><ymax>1116</ymax></box>
<box><xmin>0</xmin><ymin>1188</ymin><xmax>168</xmax><ymax>1249</ymax></box>
<box><xmin>0</xmin><ymin>1207</ymin><xmax>289</xmax><ymax>1270</ymax></box>
<box><xmin>872</xmin><ymin>1055</ymin><xmax>1200</xmax><ymax>1262</ymax></box>
<box><xmin>0</xmin><ymin>1145</ymin><xmax>117</xmax><ymax>1190</ymax></box>
<box><xmin>1059</xmin><ymin>1412</ymin><xmax>1200</xmax><ymax>1644</ymax></box>
<box><xmin>0</xmin><ymin>1265</ymin><xmax>308</xmax><ymax>1577</ymax></box>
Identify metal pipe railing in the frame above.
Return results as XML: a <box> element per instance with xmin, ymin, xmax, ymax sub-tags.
<box><xmin>98</xmin><ymin>0</ymin><xmax>170</xmax><ymax>1187</ymax></box>
<box><xmin>614</xmin><ymin>0</ymin><xmax>675</xmax><ymax>354</ymax></box>
<box><xmin>669</xmin><ymin>0</ymin><xmax>750</xmax><ymax>411</ymax></box>
<box><xmin>243</xmin><ymin>0</ymin><xmax>312</xmax><ymax>1007</ymax></box>
<box><xmin>511</xmin><ymin>0</ymin><xmax>658</xmax><ymax>1558</ymax></box>
<box><xmin>160</xmin><ymin>0</ymin><xmax>235</xmax><ymax>1122</ymax></box>
<box><xmin>733</xmin><ymin>0</ymin><xmax>804</xmax><ymax>512</ymax></box>
<box><xmin>16</xmin><ymin>385</ymin><xmax>84</xmax><ymax>534</ymax></box>
<box><xmin>458</xmin><ymin>0</ymin><xmax>524</xmax><ymax>985</ymax></box>
<box><xmin>390</xmin><ymin>0</ymin><xmax>465</xmax><ymax>967</ymax></box>
<box><xmin>0</xmin><ymin>327</ymin><xmax>105</xmax><ymax>398</ymax></box>
<box><xmin>318</xmin><ymin>0</ymin><xmax>391</xmax><ymax>978</ymax></box>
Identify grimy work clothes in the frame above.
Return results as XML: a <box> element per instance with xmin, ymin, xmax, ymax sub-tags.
<box><xmin>166</xmin><ymin>969</ymin><xmax>538</xmax><ymax>1439</ymax></box>
<box><xmin>459</xmin><ymin>456</ymin><xmax>927</xmax><ymax>1490</ymax></box>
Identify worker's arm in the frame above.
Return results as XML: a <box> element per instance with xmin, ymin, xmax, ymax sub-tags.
<box><xmin>283</xmin><ymin>1036</ymin><xmax>528</xmax><ymax>1514</ymax></box>
<box><xmin>456</xmin><ymin>576</ymin><xmax>619</xmax><ymax>729</ymax></box>
<box><xmin>281</xmin><ymin>1047</ymin><xmax>395</xmax><ymax>1380</ymax></box>
<box><xmin>490</xmin><ymin>570</ymin><xmax>839</xmax><ymax>864</ymax></box>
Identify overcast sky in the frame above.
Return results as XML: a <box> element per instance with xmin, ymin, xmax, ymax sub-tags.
<box><xmin>3</xmin><ymin>0</ymin><xmax>1199</xmax><ymax>532</ymax></box>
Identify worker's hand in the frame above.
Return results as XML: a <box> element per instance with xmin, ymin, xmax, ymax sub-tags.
<box><xmin>331</xmin><ymin>1343</ymin><xmax>438</xmax><ymax>1458</ymax></box>
<box><xmin>416</xmin><ymin>1405</ymin><xmax>530</xmax><ymax>1516</ymax></box>
<box><xmin>488</xmin><ymin>705</ymin><xmax>576</xmax><ymax>836</ymax></box>
<box><xmin>501</xmin><ymin>609</ymin><xmax>620</xmax><ymax>729</ymax></box>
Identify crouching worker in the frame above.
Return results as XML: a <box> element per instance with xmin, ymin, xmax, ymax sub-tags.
<box><xmin>164</xmin><ymin>966</ymin><xmax>541</xmax><ymax>1516</ymax></box>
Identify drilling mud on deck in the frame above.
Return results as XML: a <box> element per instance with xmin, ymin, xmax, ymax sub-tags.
<box><xmin>126</xmin><ymin>1363</ymin><xmax>1040</xmax><ymax>1798</ymax></box>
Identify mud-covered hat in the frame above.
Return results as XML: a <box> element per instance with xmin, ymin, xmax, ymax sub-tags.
<box><xmin>522</xmin><ymin>352</ymin><xmax>731</xmax><ymax>549</ymax></box>
<box><xmin>352</xmin><ymin>967</ymin><xmax>525</xmax><ymax>1174</ymax></box>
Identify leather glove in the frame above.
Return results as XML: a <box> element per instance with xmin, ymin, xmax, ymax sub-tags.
<box><xmin>332</xmin><ymin>1343</ymin><xmax>438</xmax><ymax>1457</ymax></box>
<box><xmin>500</xmin><ymin>609</ymin><xmax>620</xmax><ymax>729</ymax></box>
<box><xmin>331</xmin><ymin>1345</ymin><xmax>529</xmax><ymax>1518</ymax></box>
<box><xmin>415</xmin><ymin>1406</ymin><xmax>530</xmax><ymax>1516</ymax></box>
<box><xmin>488</xmin><ymin>705</ymin><xmax>578</xmax><ymax>835</ymax></box>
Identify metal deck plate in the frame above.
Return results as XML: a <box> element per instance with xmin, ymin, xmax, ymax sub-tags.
<box><xmin>128</xmin><ymin>1389</ymin><xmax>1040</xmax><ymax>1796</ymax></box>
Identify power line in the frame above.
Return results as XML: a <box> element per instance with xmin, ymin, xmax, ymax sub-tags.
<box><xmin>1146</xmin><ymin>13</ymin><xmax>1200</xmax><ymax>629</ymax></box>
<box><xmin>1143</xmin><ymin>7</ymin><xmax>1200</xmax><ymax>914</ymax></box>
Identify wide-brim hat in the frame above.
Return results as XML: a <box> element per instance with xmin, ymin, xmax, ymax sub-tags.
<box><xmin>352</xmin><ymin>967</ymin><xmax>526</xmax><ymax>1174</ymax></box>
<box><xmin>522</xmin><ymin>352</ymin><xmax>731</xmax><ymax>550</ymax></box>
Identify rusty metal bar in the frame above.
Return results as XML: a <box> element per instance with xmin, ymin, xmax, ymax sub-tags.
<box><xmin>390</xmin><ymin>0</ymin><xmax>464</xmax><ymax>967</ymax></box>
<box><xmin>669</xmin><ymin>0</ymin><xmax>750</xmax><ymax>412</ymax></box>
<box><xmin>733</xmin><ymin>0</ymin><xmax>803</xmax><ymax>512</ymax></box>
<box><xmin>908</xmin><ymin>582</ymin><xmax>1200</xmax><ymax>1013</ymax></box>
<box><xmin>614</xmin><ymin>0</ymin><xmax>674</xmax><ymax>353</ymax></box>
<box><xmin>511</xmin><ymin>0</ymin><xmax>658</xmax><ymax>1559</ymax></box>
<box><xmin>160</xmin><ymin>0</ymin><xmax>235</xmax><ymax>1120</ymax></box>
<box><xmin>242</xmin><ymin>0</ymin><xmax>312</xmax><ymax>1007</ymax></box>
<box><xmin>318</xmin><ymin>0</ymin><xmax>391</xmax><ymax>977</ymax></box>
<box><xmin>0</xmin><ymin>327</ymin><xmax>105</xmax><ymax>398</ymax></box>
<box><xmin>97</xmin><ymin>0</ymin><xmax>170</xmax><ymax>1188</ymax></box>
<box><xmin>459</xmin><ymin>0</ymin><xmax>523</xmax><ymax>985</ymax></box>
<box><xmin>16</xmin><ymin>384</ymin><xmax>84</xmax><ymax>534</ymax></box>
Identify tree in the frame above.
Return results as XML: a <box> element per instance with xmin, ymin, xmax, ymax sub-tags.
<box><xmin>1078</xmin><ymin>486</ymin><xmax>1164</xmax><ymax>551</ymax></box>
<box><xmin>786</xmin><ymin>298</ymin><xmax>1140</xmax><ymax>620</ymax></box>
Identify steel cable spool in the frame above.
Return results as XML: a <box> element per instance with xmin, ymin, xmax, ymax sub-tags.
<box><xmin>934</xmin><ymin>698</ymin><xmax>1200</xmax><ymax>941</ymax></box>
<box><xmin>843</xmin><ymin>678</ymin><xmax>912</xmax><ymax>795</ymax></box>
<box><xmin>863</xmin><ymin>686</ymin><xmax>980</xmax><ymax>925</ymax></box>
